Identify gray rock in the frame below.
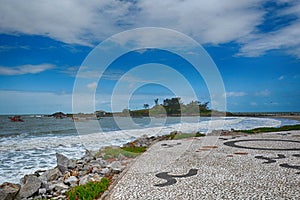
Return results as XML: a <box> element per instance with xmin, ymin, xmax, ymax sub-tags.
<box><xmin>0</xmin><ymin>182</ymin><xmax>20</xmax><ymax>200</ymax></box>
<box><xmin>109</xmin><ymin>161</ymin><xmax>123</xmax><ymax>172</ymax></box>
<box><xmin>78</xmin><ymin>174</ymin><xmax>102</xmax><ymax>185</ymax></box>
<box><xmin>100</xmin><ymin>168</ymin><xmax>110</xmax><ymax>175</ymax></box>
<box><xmin>79</xmin><ymin>175</ymin><xmax>90</xmax><ymax>185</ymax></box>
<box><xmin>39</xmin><ymin>167</ymin><xmax>62</xmax><ymax>182</ymax></box>
<box><xmin>64</xmin><ymin>176</ymin><xmax>78</xmax><ymax>187</ymax></box>
<box><xmin>52</xmin><ymin>183</ymin><xmax>69</xmax><ymax>191</ymax></box>
<box><xmin>96</xmin><ymin>158</ymin><xmax>107</xmax><ymax>168</ymax></box>
<box><xmin>52</xmin><ymin>195</ymin><xmax>66</xmax><ymax>200</ymax></box>
<box><xmin>56</xmin><ymin>153</ymin><xmax>76</xmax><ymax>173</ymax></box>
<box><xmin>118</xmin><ymin>153</ymin><xmax>126</xmax><ymax>161</ymax></box>
<box><xmin>83</xmin><ymin>156</ymin><xmax>93</xmax><ymax>163</ymax></box>
<box><xmin>18</xmin><ymin>175</ymin><xmax>42</xmax><ymax>199</ymax></box>
<box><xmin>38</xmin><ymin>188</ymin><xmax>47</xmax><ymax>195</ymax></box>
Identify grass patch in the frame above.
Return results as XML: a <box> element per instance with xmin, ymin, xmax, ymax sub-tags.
<box><xmin>236</xmin><ymin>124</ymin><xmax>300</xmax><ymax>134</ymax></box>
<box><xmin>66</xmin><ymin>178</ymin><xmax>109</xmax><ymax>200</ymax></box>
<box><xmin>173</xmin><ymin>132</ymin><xmax>206</xmax><ymax>140</ymax></box>
<box><xmin>121</xmin><ymin>146</ymin><xmax>147</xmax><ymax>153</ymax></box>
<box><xmin>96</xmin><ymin>146</ymin><xmax>144</xmax><ymax>160</ymax></box>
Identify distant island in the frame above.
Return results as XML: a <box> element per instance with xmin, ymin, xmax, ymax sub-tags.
<box><xmin>44</xmin><ymin>97</ymin><xmax>300</xmax><ymax>120</ymax></box>
<box><xmin>47</xmin><ymin>97</ymin><xmax>231</xmax><ymax>120</ymax></box>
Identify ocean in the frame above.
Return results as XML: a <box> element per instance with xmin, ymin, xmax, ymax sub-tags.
<box><xmin>0</xmin><ymin>115</ymin><xmax>298</xmax><ymax>184</ymax></box>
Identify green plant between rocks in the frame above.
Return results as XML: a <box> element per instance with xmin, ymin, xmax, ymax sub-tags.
<box><xmin>121</xmin><ymin>146</ymin><xmax>147</xmax><ymax>153</ymax></box>
<box><xmin>235</xmin><ymin>124</ymin><xmax>300</xmax><ymax>134</ymax></box>
<box><xmin>66</xmin><ymin>178</ymin><xmax>110</xmax><ymax>200</ymax></box>
<box><xmin>95</xmin><ymin>146</ymin><xmax>144</xmax><ymax>160</ymax></box>
<box><xmin>172</xmin><ymin>132</ymin><xmax>206</xmax><ymax>140</ymax></box>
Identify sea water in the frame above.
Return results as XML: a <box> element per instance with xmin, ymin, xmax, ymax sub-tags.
<box><xmin>0</xmin><ymin>115</ymin><xmax>298</xmax><ymax>184</ymax></box>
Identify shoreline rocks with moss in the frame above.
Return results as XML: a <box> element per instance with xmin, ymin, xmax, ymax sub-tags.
<box><xmin>0</xmin><ymin>132</ymin><xmax>182</xmax><ymax>200</ymax></box>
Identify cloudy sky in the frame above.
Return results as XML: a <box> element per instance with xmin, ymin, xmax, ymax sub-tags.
<box><xmin>0</xmin><ymin>0</ymin><xmax>299</xmax><ymax>114</ymax></box>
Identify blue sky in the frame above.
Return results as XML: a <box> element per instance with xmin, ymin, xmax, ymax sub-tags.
<box><xmin>0</xmin><ymin>0</ymin><xmax>299</xmax><ymax>114</ymax></box>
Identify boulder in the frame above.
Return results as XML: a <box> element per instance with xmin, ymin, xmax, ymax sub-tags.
<box><xmin>109</xmin><ymin>161</ymin><xmax>123</xmax><ymax>172</ymax></box>
<box><xmin>38</xmin><ymin>188</ymin><xmax>47</xmax><ymax>195</ymax></box>
<box><xmin>118</xmin><ymin>153</ymin><xmax>126</xmax><ymax>161</ymax></box>
<box><xmin>39</xmin><ymin>167</ymin><xmax>62</xmax><ymax>182</ymax></box>
<box><xmin>79</xmin><ymin>175</ymin><xmax>90</xmax><ymax>185</ymax></box>
<box><xmin>0</xmin><ymin>182</ymin><xmax>20</xmax><ymax>200</ymax></box>
<box><xmin>52</xmin><ymin>183</ymin><xmax>69</xmax><ymax>191</ymax></box>
<box><xmin>96</xmin><ymin>158</ymin><xmax>107</xmax><ymax>168</ymax></box>
<box><xmin>18</xmin><ymin>175</ymin><xmax>42</xmax><ymax>199</ymax></box>
<box><xmin>100</xmin><ymin>168</ymin><xmax>110</xmax><ymax>175</ymax></box>
<box><xmin>56</xmin><ymin>153</ymin><xmax>76</xmax><ymax>173</ymax></box>
<box><xmin>63</xmin><ymin>176</ymin><xmax>78</xmax><ymax>187</ymax></box>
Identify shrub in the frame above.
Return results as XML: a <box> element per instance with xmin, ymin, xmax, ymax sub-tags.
<box><xmin>66</xmin><ymin>178</ymin><xmax>110</xmax><ymax>200</ymax></box>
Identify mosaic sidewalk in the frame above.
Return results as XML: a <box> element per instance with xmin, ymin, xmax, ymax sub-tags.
<box><xmin>105</xmin><ymin>131</ymin><xmax>300</xmax><ymax>199</ymax></box>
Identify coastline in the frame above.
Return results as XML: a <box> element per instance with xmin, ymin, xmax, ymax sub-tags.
<box><xmin>1</xmin><ymin>119</ymin><xmax>300</xmax><ymax>199</ymax></box>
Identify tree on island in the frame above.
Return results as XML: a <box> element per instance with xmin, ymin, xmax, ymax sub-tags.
<box><xmin>163</xmin><ymin>97</ymin><xmax>182</xmax><ymax>115</ymax></box>
<box><xmin>143</xmin><ymin>104</ymin><xmax>149</xmax><ymax>110</ymax></box>
<box><xmin>121</xmin><ymin>97</ymin><xmax>212</xmax><ymax>117</ymax></box>
<box><xmin>154</xmin><ymin>98</ymin><xmax>159</xmax><ymax>106</ymax></box>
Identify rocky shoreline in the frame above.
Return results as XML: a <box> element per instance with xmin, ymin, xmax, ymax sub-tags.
<box><xmin>0</xmin><ymin>132</ymin><xmax>182</xmax><ymax>200</ymax></box>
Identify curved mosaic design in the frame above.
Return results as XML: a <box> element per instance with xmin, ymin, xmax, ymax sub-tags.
<box><xmin>154</xmin><ymin>169</ymin><xmax>198</xmax><ymax>187</ymax></box>
<box><xmin>224</xmin><ymin>139</ymin><xmax>300</xmax><ymax>151</ymax></box>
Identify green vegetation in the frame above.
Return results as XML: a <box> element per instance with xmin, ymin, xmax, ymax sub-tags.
<box><xmin>172</xmin><ymin>132</ymin><xmax>206</xmax><ymax>140</ymax></box>
<box><xmin>236</xmin><ymin>124</ymin><xmax>300</xmax><ymax>134</ymax></box>
<box><xmin>118</xmin><ymin>97</ymin><xmax>216</xmax><ymax>117</ymax></box>
<box><xmin>96</xmin><ymin>146</ymin><xmax>145</xmax><ymax>160</ymax></box>
<box><xmin>66</xmin><ymin>178</ymin><xmax>110</xmax><ymax>200</ymax></box>
<box><xmin>121</xmin><ymin>146</ymin><xmax>147</xmax><ymax>153</ymax></box>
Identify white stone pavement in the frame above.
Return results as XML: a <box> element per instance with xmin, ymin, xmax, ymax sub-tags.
<box><xmin>105</xmin><ymin>131</ymin><xmax>300</xmax><ymax>199</ymax></box>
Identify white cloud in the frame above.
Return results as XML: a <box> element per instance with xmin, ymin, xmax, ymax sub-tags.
<box><xmin>255</xmin><ymin>89</ymin><xmax>271</xmax><ymax>96</ymax></box>
<box><xmin>1</xmin><ymin>0</ymin><xmax>299</xmax><ymax>58</ymax></box>
<box><xmin>0</xmin><ymin>64</ymin><xmax>55</xmax><ymax>75</ymax></box>
<box><xmin>0</xmin><ymin>0</ymin><xmax>132</xmax><ymax>46</ymax></box>
<box><xmin>0</xmin><ymin>45</ymin><xmax>29</xmax><ymax>52</ymax></box>
<box><xmin>278</xmin><ymin>75</ymin><xmax>285</xmax><ymax>80</ymax></box>
<box><xmin>87</xmin><ymin>82</ymin><xmax>98</xmax><ymax>90</ymax></box>
<box><xmin>237</xmin><ymin>1</ymin><xmax>300</xmax><ymax>58</ymax></box>
<box><xmin>250</xmin><ymin>102</ymin><xmax>258</xmax><ymax>106</ymax></box>
<box><xmin>0</xmin><ymin>1</ymin><xmax>263</xmax><ymax>46</ymax></box>
<box><xmin>226</xmin><ymin>91</ymin><xmax>247</xmax><ymax>97</ymax></box>
<box><xmin>134</xmin><ymin>0</ymin><xmax>264</xmax><ymax>45</ymax></box>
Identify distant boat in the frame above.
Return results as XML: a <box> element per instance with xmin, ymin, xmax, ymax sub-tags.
<box><xmin>9</xmin><ymin>115</ymin><xmax>24</xmax><ymax>122</ymax></box>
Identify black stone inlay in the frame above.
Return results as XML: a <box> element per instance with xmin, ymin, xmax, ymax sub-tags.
<box><xmin>219</xmin><ymin>136</ymin><xmax>239</xmax><ymax>141</ymax></box>
<box><xmin>279</xmin><ymin>163</ymin><xmax>300</xmax><ymax>174</ymax></box>
<box><xmin>255</xmin><ymin>154</ymin><xmax>286</xmax><ymax>164</ymax></box>
<box><xmin>161</xmin><ymin>142</ymin><xmax>182</xmax><ymax>148</ymax></box>
<box><xmin>277</xmin><ymin>132</ymin><xmax>291</xmax><ymax>136</ymax></box>
<box><xmin>224</xmin><ymin>139</ymin><xmax>300</xmax><ymax>151</ymax></box>
<box><xmin>154</xmin><ymin>169</ymin><xmax>198</xmax><ymax>187</ymax></box>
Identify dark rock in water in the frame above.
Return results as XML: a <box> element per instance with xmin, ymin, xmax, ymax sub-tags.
<box><xmin>56</xmin><ymin>153</ymin><xmax>76</xmax><ymax>173</ymax></box>
<box><xmin>18</xmin><ymin>175</ymin><xmax>42</xmax><ymax>199</ymax></box>
<box><xmin>0</xmin><ymin>182</ymin><xmax>20</xmax><ymax>200</ymax></box>
<box><xmin>39</xmin><ymin>167</ymin><xmax>62</xmax><ymax>182</ymax></box>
